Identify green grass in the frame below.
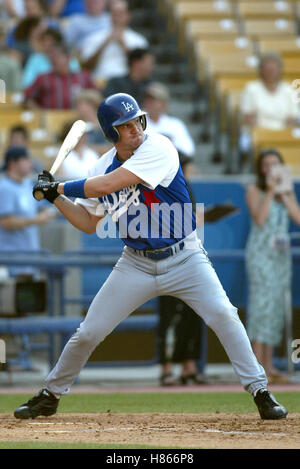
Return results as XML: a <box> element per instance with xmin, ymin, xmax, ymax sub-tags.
<box><xmin>0</xmin><ymin>391</ymin><xmax>299</xmax><ymax>414</ymax></box>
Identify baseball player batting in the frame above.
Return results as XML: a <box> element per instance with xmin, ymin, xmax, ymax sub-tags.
<box><xmin>14</xmin><ymin>93</ymin><xmax>287</xmax><ymax>421</ymax></box>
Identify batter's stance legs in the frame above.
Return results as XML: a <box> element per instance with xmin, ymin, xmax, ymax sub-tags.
<box><xmin>14</xmin><ymin>246</ymin><xmax>287</xmax><ymax>419</ymax></box>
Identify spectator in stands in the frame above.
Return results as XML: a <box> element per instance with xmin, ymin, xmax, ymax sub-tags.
<box><xmin>0</xmin><ymin>146</ymin><xmax>54</xmax><ymax>276</ymax></box>
<box><xmin>143</xmin><ymin>82</ymin><xmax>195</xmax><ymax>157</ymax></box>
<box><xmin>103</xmin><ymin>47</ymin><xmax>155</xmax><ymax>104</ymax></box>
<box><xmin>0</xmin><ymin>23</ymin><xmax>23</xmax><ymax>91</ymax></box>
<box><xmin>63</xmin><ymin>0</ymin><xmax>111</xmax><ymax>49</ymax></box>
<box><xmin>7</xmin><ymin>16</ymin><xmax>47</xmax><ymax>66</ymax></box>
<box><xmin>245</xmin><ymin>148</ymin><xmax>300</xmax><ymax>383</ymax></box>
<box><xmin>74</xmin><ymin>89</ymin><xmax>112</xmax><ymax>154</ymax></box>
<box><xmin>7</xmin><ymin>125</ymin><xmax>29</xmax><ymax>147</ymax></box>
<box><xmin>158</xmin><ymin>152</ymin><xmax>205</xmax><ymax>386</ymax></box>
<box><xmin>6</xmin><ymin>124</ymin><xmax>44</xmax><ymax>174</ymax></box>
<box><xmin>24</xmin><ymin>43</ymin><xmax>96</xmax><ymax>109</ymax></box>
<box><xmin>80</xmin><ymin>0</ymin><xmax>148</xmax><ymax>82</ymax></box>
<box><xmin>22</xmin><ymin>27</ymin><xmax>80</xmax><ymax>88</ymax></box>
<box><xmin>6</xmin><ymin>1</ymin><xmax>60</xmax><ymax>57</ymax></box>
<box><xmin>56</xmin><ymin>119</ymin><xmax>99</xmax><ymax>179</ymax></box>
<box><xmin>239</xmin><ymin>52</ymin><xmax>299</xmax><ymax>158</ymax></box>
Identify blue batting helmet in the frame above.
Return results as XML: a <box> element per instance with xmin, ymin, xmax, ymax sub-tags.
<box><xmin>97</xmin><ymin>93</ymin><xmax>147</xmax><ymax>143</ymax></box>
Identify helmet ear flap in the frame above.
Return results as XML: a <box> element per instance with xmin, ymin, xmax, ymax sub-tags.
<box><xmin>112</xmin><ymin>126</ymin><xmax>120</xmax><ymax>143</ymax></box>
<box><xmin>140</xmin><ymin>114</ymin><xmax>147</xmax><ymax>131</ymax></box>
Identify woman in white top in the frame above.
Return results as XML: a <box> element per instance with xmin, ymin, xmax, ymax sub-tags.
<box><xmin>239</xmin><ymin>52</ymin><xmax>299</xmax><ymax>155</ymax></box>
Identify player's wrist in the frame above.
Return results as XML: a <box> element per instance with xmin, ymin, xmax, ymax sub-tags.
<box><xmin>63</xmin><ymin>179</ymin><xmax>87</xmax><ymax>199</ymax></box>
<box><xmin>57</xmin><ymin>183</ymin><xmax>64</xmax><ymax>195</ymax></box>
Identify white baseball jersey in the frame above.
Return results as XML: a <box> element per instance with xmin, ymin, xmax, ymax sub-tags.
<box><xmin>76</xmin><ymin>131</ymin><xmax>196</xmax><ymax>250</ymax></box>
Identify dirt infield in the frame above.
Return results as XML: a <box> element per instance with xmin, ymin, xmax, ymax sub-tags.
<box><xmin>1</xmin><ymin>412</ymin><xmax>300</xmax><ymax>449</ymax></box>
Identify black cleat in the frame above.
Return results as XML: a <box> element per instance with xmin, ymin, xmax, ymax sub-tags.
<box><xmin>14</xmin><ymin>388</ymin><xmax>59</xmax><ymax>419</ymax></box>
<box><xmin>254</xmin><ymin>389</ymin><xmax>288</xmax><ymax>420</ymax></box>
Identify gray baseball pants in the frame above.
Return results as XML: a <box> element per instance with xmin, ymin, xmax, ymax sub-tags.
<box><xmin>45</xmin><ymin>233</ymin><xmax>267</xmax><ymax>395</ymax></box>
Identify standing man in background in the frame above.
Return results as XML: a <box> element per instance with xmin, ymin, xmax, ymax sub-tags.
<box><xmin>0</xmin><ymin>146</ymin><xmax>54</xmax><ymax>276</ymax></box>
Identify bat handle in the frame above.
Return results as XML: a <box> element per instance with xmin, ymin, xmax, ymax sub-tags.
<box><xmin>33</xmin><ymin>189</ymin><xmax>45</xmax><ymax>201</ymax></box>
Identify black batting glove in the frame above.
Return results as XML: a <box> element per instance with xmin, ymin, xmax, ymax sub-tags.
<box><xmin>33</xmin><ymin>180</ymin><xmax>60</xmax><ymax>203</ymax></box>
<box><xmin>38</xmin><ymin>169</ymin><xmax>55</xmax><ymax>183</ymax></box>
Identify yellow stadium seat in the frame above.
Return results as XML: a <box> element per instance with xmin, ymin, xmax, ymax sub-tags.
<box><xmin>216</xmin><ymin>75</ymin><xmax>256</xmax><ymax>95</ymax></box>
<box><xmin>0</xmin><ymin>110</ymin><xmax>42</xmax><ymax>130</ymax></box>
<box><xmin>171</xmin><ymin>0</ymin><xmax>235</xmax><ymax>38</ymax></box>
<box><xmin>282</xmin><ymin>55</ymin><xmax>300</xmax><ymax>73</ymax></box>
<box><xmin>206</xmin><ymin>54</ymin><xmax>259</xmax><ymax>79</ymax></box>
<box><xmin>252</xmin><ymin>128</ymin><xmax>300</xmax><ymax>175</ymax></box>
<box><xmin>184</xmin><ymin>18</ymin><xmax>240</xmax><ymax>54</ymax></box>
<box><xmin>0</xmin><ymin>91</ymin><xmax>24</xmax><ymax>110</ymax></box>
<box><xmin>194</xmin><ymin>37</ymin><xmax>255</xmax><ymax>60</ymax></box>
<box><xmin>187</xmin><ymin>18</ymin><xmax>240</xmax><ymax>39</ymax></box>
<box><xmin>174</xmin><ymin>1</ymin><xmax>234</xmax><ymax>21</ymax></box>
<box><xmin>243</xmin><ymin>19</ymin><xmax>296</xmax><ymax>39</ymax></box>
<box><xmin>275</xmin><ymin>147</ymin><xmax>300</xmax><ymax>175</ymax></box>
<box><xmin>42</xmin><ymin>110</ymin><xmax>79</xmax><ymax>137</ymax></box>
<box><xmin>258</xmin><ymin>37</ymin><xmax>300</xmax><ymax>56</ymax></box>
<box><xmin>252</xmin><ymin>127</ymin><xmax>300</xmax><ymax>147</ymax></box>
<box><xmin>237</xmin><ymin>1</ymin><xmax>296</xmax><ymax>19</ymax></box>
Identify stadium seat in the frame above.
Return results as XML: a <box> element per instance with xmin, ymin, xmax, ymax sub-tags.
<box><xmin>42</xmin><ymin>110</ymin><xmax>79</xmax><ymax>137</ymax></box>
<box><xmin>206</xmin><ymin>54</ymin><xmax>259</xmax><ymax>79</ymax></box>
<box><xmin>282</xmin><ymin>55</ymin><xmax>300</xmax><ymax>73</ymax></box>
<box><xmin>194</xmin><ymin>37</ymin><xmax>255</xmax><ymax>59</ymax></box>
<box><xmin>258</xmin><ymin>37</ymin><xmax>300</xmax><ymax>56</ymax></box>
<box><xmin>187</xmin><ymin>18</ymin><xmax>240</xmax><ymax>39</ymax></box>
<box><xmin>252</xmin><ymin>127</ymin><xmax>300</xmax><ymax>147</ymax></box>
<box><xmin>0</xmin><ymin>109</ymin><xmax>42</xmax><ymax>131</ymax></box>
<box><xmin>174</xmin><ymin>0</ymin><xmax>234</xmax><ymax>20</ymax></box>
<box><xmin>274</xmin><ymin>147</ymin><xmax>300</xmax><ymax>175</ymax></box>
<box><xmin>243</xmin><ymin>19</ymin><xmax>297</xmax><ymax>39</ymax></box>
<box><xmin>170</xmin><ymin>0</ymin><xmax>235</xmax><ymax>40</ymax></box>
<box><xmin>237</xmin><ymin>1</ymin><xmax>296</xmax><ymax>20</ymax></box>
<box><xmin>182</xmin><ymin>18</ymin><xmax>240</xmax><ymax>54</ymax></box>
<box><xmin>252</xmin><ymin>127</ymin><xmax>300</xmax><ymax>175</ymax></box>
<box><xmin>0</xmin><ymin>91</ymin><xmax>24</xmax><ymax>110</ymax></box>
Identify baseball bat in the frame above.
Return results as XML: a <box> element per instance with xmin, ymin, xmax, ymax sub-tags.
<box><xmin>33</xmin><ymin>119</ymin><xmax>87</xmax><ymax>201</ymax></box>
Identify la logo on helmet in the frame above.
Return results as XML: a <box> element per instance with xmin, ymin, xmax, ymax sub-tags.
<box><xmin>122</xmin><ymin>101</ymin><xmax>135</xmax><ymax>112</ymax></box>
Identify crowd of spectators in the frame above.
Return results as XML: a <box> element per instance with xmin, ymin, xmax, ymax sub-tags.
<box><xmin>0</xmin><ymin>0</ymin><xmax>153</xmax><ymax>109</ymax></box>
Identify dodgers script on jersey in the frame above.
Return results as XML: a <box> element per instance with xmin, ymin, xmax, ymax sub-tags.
<box><xmin>76</xmin><ymin>132</ymin><xmax>196</xmax><ymax>249</ymax></box>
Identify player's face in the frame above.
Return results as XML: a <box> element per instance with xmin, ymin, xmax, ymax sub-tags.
<box><xmin>116</xmin><ymin>117</ymin><xmax>144</xmax><ymax>149</ymax></box>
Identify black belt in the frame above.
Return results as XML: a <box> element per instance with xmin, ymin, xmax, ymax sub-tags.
<box><xmin>134</xmin><ymin>241</ymin><xmax>185</xmax><ymax>261</ymax></box>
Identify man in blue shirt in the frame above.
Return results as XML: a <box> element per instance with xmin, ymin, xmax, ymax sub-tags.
<box><xmin>0</xmin><ymin>146</ymin><xmax>53</xmax><ymax>276</ymax></box>
<box><xmin>14</xmin><ymin>94</ymin><xmax>287</xmax><ymax>421</ymax></box>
